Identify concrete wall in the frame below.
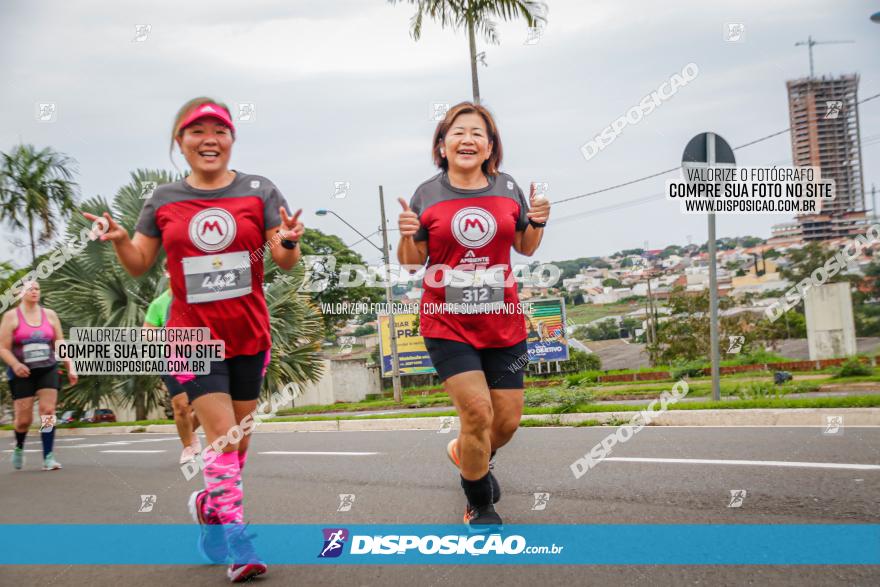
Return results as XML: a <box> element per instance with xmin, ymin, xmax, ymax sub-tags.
<box><xmin>804</xmin><ymin>282</ymin><xmax>857</xmax><ymax>360</ymax></box>
<box><xmin>294</xmin><ymin>357</ymin><xmax>380</xmax><ymax>406</ymax></box>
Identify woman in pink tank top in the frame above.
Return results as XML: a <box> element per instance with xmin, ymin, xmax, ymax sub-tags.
<box><xmin>0</xmin><ymin>281</ymin><xmax>78</xmax><ymax>471</ymax></box>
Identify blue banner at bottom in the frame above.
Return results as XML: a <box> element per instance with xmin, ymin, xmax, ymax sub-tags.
<box><xmin>1</xmin><ymin>524</ymin><xmax>878</xmax><ymax>565</ymax></box>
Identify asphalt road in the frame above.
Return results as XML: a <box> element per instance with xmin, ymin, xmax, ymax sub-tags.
<box><xmin>1</xmin><ymin>427</ymin><xmax>878</xmax><ymax>585</ymax></box>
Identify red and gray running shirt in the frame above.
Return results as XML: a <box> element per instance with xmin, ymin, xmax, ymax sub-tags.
<box><xmin>410</xmin><ymin>171</ymin><xmax>530</xmax><ymax>349</ymax></box>
<box><xmin>135</xmin><ymin>172</ymin><xmax>288</xmax><ymax>358</ymax></box>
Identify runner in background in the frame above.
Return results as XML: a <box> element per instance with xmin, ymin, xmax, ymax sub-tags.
<box><xmin>84</xmin><ymin>97</ymin><xmax>304</xmax><ymax>582</ymax></box>
<box><xmin>143</xmin><ymin>260</ymin><xmax>202</xmax><ymax>465</ymax></box>
<box><xmin>397</xmin><ymin>101</ymin><xmax>550</xmax><ymax>531</ymax></box>
<box><xmin>0</xmin><ymin>280</ymin><xmax>78</xmax><ymax>471</ymax></box>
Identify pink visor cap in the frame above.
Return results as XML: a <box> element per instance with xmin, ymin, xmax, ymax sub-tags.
<box><xmin>179</xmin><ymin>103</ymin><xmax>236</xmax><ymax>136</ymax></box>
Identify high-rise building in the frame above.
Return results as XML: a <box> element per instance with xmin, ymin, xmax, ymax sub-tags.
<box><xmin>784</xmin><ymin>73</ymin><xmax>866</xmax><ymax>241</ymax></box>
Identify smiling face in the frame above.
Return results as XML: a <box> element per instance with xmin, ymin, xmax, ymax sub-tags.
<box><xmin>176</xmin><ymin>117</ymin><xmax>233</xmax><ymax>176</ymax></box>
<box><xmin>440</xmin><ymin>112</ymin><xmax>493</xmax><ymax>174</ymax></box>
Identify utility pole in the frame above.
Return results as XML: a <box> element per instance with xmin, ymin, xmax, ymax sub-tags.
<box><xmin>378</xmin><ymin>186</ymin><xmax>402</xmax><ymax>402</ymax></box>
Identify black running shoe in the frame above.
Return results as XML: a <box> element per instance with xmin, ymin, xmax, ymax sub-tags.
<box><xmin>463</xmin><ymin>503</ymin><xmax>503</xmax><ymax>532</ymax></box>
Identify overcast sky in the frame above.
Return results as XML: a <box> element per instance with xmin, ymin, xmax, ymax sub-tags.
<box><xmin>1</xmin><ymin>0</ymin><xmax>877</xmax><ymax>268</ymax></box>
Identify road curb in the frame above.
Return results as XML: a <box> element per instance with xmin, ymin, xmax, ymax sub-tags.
<box><xmin>2</xmin><ymin>408</ymin><xmax>879</xmax><ymax>436</ymax></box>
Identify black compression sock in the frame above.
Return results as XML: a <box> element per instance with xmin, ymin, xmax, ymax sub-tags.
<box><xmin>460</xmin><ymin>472</ymin><xmax>494</xmax><ymax>508</ymax></box>
<box><xmin>41</xmin><ymin>428</ymin><xmax>55</xmax><ymax>457</ymax></box>
<box><xmin>14</xmin><ymin>431</ymin><xmax>26</xmax><ymax>449</ymax></box>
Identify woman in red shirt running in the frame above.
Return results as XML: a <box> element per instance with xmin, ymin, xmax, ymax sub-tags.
<box><xmin>397</xmin><ymin>102</ymin><xmax>550</xmax><ymax>530</ymax></box>
<box><xmin>84</xmin><ymin>97</ymin><xmax>304</xmax><ymax>582</ymax></box>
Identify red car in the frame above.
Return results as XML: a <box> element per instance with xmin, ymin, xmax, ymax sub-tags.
<box><xmin>80</xmin><ymin>409</ymin><xmax>117</xmax><ymax>423</ymax></box>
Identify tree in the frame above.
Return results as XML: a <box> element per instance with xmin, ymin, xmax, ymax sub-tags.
<box><xmin>298</xmin><ymin>228</ymin><xmax>385</xmax><ymax>330</ymax></box>
<box><xmin>778</xmin><ymin>242</ymin><xmax>858</xmax><ymax>287</ymax></box>
<box><xmin>602</xmin><ymin>278</ymin><xmax>621</xmax><ymax>288</ymax></box>
<box><xmin>390</xmin><ymin>0</ymin><xmax>546</xmax><ymax>104</ymax></box>
<box><xmin>42</xmin><ymin>170</ymin><xmax>325</xmax><ymax>419</ymax></box>
<box><xmin>0</xmin><ymin>144</ymin><xmax>78</xmax><ymax>265</ymax></box>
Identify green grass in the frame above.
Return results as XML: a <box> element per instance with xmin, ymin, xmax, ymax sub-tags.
<box><xmin>262</xmin><ymin>394</ymin><xmax>880</xmax><ymax>424</ymax></box>
<box><xmin>565</xmin><ymin>301</ymin><xmax>641</xmax><ymax>325</ymax></box>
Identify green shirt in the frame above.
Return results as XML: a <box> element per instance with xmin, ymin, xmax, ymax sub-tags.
<box><xmin>144</xmin><ymin>290</ymin><xmax>172</xmax><ymax>327</ymax></box>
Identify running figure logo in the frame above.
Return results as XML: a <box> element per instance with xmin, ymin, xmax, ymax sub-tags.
<box><xmin>727</xmin><ymin>335</ymin><xmax>744</xmax><ymax>354</ymax></box>
<box><xmin>531</xmin><ymin>492</ymin><xmax>550</xmax><ymax>511</ymax></box>
<box><xmin>825</xmin><ymin>101</ymin><xmax>843</xmax><ymax>119</ymax></box>
<box><xmin>337</xmin><ymin>494</ymin><xmax>356</xmax><ymax>512</ymax></box>
<box><xmin>332</xmin><ymin>181</ymin><xmax>351</xmax><ymax>200</ymax></box>
<box><xmin>823</xmin><ymin>415</ymin><xmax>844</xmax><ymax>435</ymax></box>
<box><xmin>39</xmin><ymin>415</ymin><xmax>56</xmax><ymax>433</ymax></box>
<box><xmin>36</xmin><ymin>103</ymin><xmax>57</xmax><ymax>122</ymax></box>
<box><xmin>430</xmin><ymin>103</ymin><xmax>450</xmax><ymax>122</ymax></box>
<box><xmin>139</xmin><ymin>181</ymin><xmax>158</xmax><ymax>199</ymax></box>
<box><xmin>724</xmin><ymin>23</ymin><xmax>745</xmax><ymax>42</ymax></box>
<box><xmin>727</xmin><ymin>489</ymin><xmax>747</xmax><ymax>508</ymax></box>
<box><xmin>138</xmin><ymin>495</ymin><xmax>157</xmax><ymax>513</ymax></box>
<box><xmin>133</xmin><ymin>24</ymin><xmax>151</xmax><ymax>42</ymax></box>
<box><xmin>318</xmin><ymin>528</ymin><xmax>349</xmax><ymax>558</ymax></box>
<box><xmin>437</xmin><ymin>417</ymin><xmax>454</xmax><ymax>434</ymax></box>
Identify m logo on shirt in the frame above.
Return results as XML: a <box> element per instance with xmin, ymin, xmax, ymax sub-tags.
<box><xmin>452</xmin><ymin>207</ymin><xmax>496</xmax><ymax>248</ymax></box>
<box><xmin>189</xmin><ymin>207</ymin><xmax>237</xmax><ymax>252</ymax></box>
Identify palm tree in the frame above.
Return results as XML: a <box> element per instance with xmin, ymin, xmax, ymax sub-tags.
<box><xmin>389</xmin><ymin>0</ymin><xmax>547</xmax><ymax>104</ymax></box>
<box><xmin>42</xmin><ymin>169</ymin><xmax>325</xmax><ymax>419</ymax></box>
<box><xmin>0</xmin><ymin>144</ymin><xmax>78</xmax><ymax>266</ymax></box>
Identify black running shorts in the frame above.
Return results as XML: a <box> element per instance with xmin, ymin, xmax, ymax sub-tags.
<box><xmin>8</xmin><ymin>364</ymin><xmax>61</xmax><ymax>400</ymax></box>
<box><xmin>423</xmin><ymin>337</ymin><xmax>528</xmax><ymax>389</ymax></box>
<box><xmin>177</xmin><ymin>350</ymin><xmax>269</xmax><ymax>403</ymax></box>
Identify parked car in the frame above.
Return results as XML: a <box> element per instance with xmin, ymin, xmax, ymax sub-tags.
<box><xmin>58</xmin><ymin>410</ymin><xmax>81</xmax><ymax>424</ymax></box>
<box><xmin>80</xmin><ymin>409</ymin><xmax>116</xmax><ymax>423</ymax></box>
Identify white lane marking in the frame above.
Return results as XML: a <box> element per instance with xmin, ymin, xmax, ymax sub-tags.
<box><xmin>100</xmin><ymin>450</ymin><xmax>167</xmax><ymax>454</ymax></box>
<box><xmin>66</xmin><ymin>437</ymin><xmax>181</xmax><ymax>449</ymax></box>
<box><xmin>603</xmin><ymin>457</ymin><xmax>880</xmax><ymax>471</ymax></box>
<box><xmin>3</xmin><ymin>449</ymin><xmax>42</xmax><ymax>453</ymax></box>
<box><xmin>258</xmin><ymin>451</ymin><xmax>380</xmax><ymax>456</ymax></box>
<box><xmin>53</xmin><ymin>437</ymin><xmax>87</xmax><ymax>442</ymax></box>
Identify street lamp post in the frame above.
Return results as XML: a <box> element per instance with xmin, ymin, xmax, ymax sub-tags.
<box><xmin>316</xmin><ymin>200</ymin><xmax>403</xmax><ymax>402</ymax></box>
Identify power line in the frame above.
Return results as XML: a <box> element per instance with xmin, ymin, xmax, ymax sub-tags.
<box><xmin>554</xmin><ymin>90</ymin><xmax>880</xmax><ymax>207</ymax></box>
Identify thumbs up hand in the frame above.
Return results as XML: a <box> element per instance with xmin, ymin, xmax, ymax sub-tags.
<box><xmin>527</xmin><ymin>182</ymin><xmax>550</xmax><ymax>225</ymax></box>
<box><xmin>398</xmin><ymin>197</ymin><xmax>421</xmax><ymax>238</ymax></box>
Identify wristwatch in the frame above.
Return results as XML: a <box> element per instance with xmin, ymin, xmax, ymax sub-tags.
<box><xmin>529</xmin><ymin>219</ymin><xmax>547</xmax><ymax>229</ymax></box>
<box><xmin>280</xmin><ymin>238</ymin><xmax>299</xmax><ymax>249</ymax></box>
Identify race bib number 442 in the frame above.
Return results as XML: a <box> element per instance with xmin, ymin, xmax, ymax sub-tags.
<box><xmin>182</xmin><ymin>251</ymin><xmax>252</xmax><ymax>304</ymax></box>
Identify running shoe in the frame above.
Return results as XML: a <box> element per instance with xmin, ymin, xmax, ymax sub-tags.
<box><xmin>12</xmin><ymin>447</ymin><xmax>23</xmax><ymax>470</ymax></box>
<box><xmin>463</xmin><ymin>502</ymin><xmax>503</xmax><ymax>532</ymax></box>
<box><xmin>190</xmin><ymin>436</ymin><xmax>202</xmax><ymax>454</ymax></box>
<box><xmin>180</xmin><ymin>445</ymin><xmax>198</xmax><ymax>465</ymax></box>
<box><xmin>225</xmin><ymin>524</ymin><xmax>267</xmax><ymax>582</ymax></box>
<box><xmin>188</xmin><ymin>489</ymin><xmax>228</xmax><ymax>563</ymax></box>
<box><xmin>42</xmin><ymin>452</ymin><xmax>62</xmax><ymax>471</ymax></box>
<box><xmin>446</xmin><ymin>438</ymin><xmax>501</xmax><ymax>503</ymax></box>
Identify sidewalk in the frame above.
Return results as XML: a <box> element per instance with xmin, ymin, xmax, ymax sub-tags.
<box><xmin>3</xmin><ymin>407</ymin><xmax>878</xmax><ymax>436</ymax></box>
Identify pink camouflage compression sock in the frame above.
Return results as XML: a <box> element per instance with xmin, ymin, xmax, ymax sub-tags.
<box><xmin>202</xmin><ymin>448</ymin><xmax>244</xmax><ymax>525</ymax></box>
<box><xmin>238</xmin><ymin>450</ymin><xmax>248</xmax><ymax>471</ymax></box>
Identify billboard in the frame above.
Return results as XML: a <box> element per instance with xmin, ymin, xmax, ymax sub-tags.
<box><xmin>525</xmin><ymin>298</ymin><xmax>569</xmax><ymax>362</ymax></box>
<box><xmin>377</xmin><ymin>313</ymin><xmax>436</xmax><ymax>377</ymax></box>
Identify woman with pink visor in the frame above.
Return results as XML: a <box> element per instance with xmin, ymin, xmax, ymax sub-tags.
<box><xmin>84</xmin><ymin>97</ymin><xmax>304</xmax><ymax>582</ymax></box>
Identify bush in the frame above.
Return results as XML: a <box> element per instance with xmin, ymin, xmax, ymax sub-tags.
<box><xmin>524</xmin><ymin>388</ymin><xmax>593</xmax><ymax>410</ymax></box>
<box><xmin>731</xmin><ymin>381</ymin><xmax>789</xmax><ymax>400</ymax></box>
<box><xmin>834</xmin><ymin>358</ymin><xmax>872</xmax><ymax>378</ymax></box>
<box><xmin>560</xmin><ymin>349</ymin><xmax>601</xmax><ymax>372</ymax></box>
<box><xmin>565</xmin><ymin>370</ymin><xmax>602</xmax><ymax>388</ymax></box>
<box><xmin>670</xmin><ymin>360</ymin><xmax>706</xmax><ymax>380</ymax></box>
